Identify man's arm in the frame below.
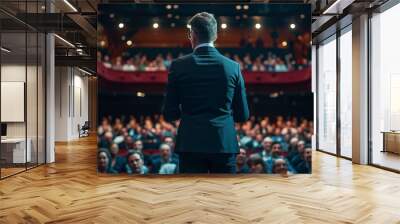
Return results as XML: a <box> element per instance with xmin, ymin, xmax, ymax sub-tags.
<box><xmin>232</xmin><ymin>64</ymin><xmax>250</xmax><ymax>122</ymax></box>
<box><xmin>162</xmin><ymin>61</ymin><xmax>181</xmax><ymax>122</ymax></box>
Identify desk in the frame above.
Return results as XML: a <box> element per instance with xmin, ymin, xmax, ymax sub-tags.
<box><xmin>382</xmin><ymin>131</ymin><xmax>400</xmax><ymax>154</ymax></box>
<box><xmin>1</xmin><ymin>138</ymin><xmax>31</xmax><ymax>163</ymax></box>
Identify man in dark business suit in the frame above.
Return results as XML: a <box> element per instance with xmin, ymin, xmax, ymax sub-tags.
<box><xmin>162</xmin><ymin>12</ymin><xmax>249</xmax><ymax>173</ymax></box>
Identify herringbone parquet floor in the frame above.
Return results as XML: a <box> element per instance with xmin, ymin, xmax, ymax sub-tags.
<box><xmin>1</xmin><ymin>136</ymin><xmax>400</xmax><ymax>224</ymax></box>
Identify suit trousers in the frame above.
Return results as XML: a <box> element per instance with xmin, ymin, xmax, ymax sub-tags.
<box><xmin>177</xmin><ymin>152</ymin><xmax>237</xmax><ymax>174</ymax></box>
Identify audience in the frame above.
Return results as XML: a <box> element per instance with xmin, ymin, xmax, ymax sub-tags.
<box><xmin>100</xmin><ymin>51</ymin><xmax>308</xmax><ymax>73</ymax></box>
<box><xmin>97</xmin><ymin>114</ymin><xmax>313</xmax><ymax>175</ymax></box>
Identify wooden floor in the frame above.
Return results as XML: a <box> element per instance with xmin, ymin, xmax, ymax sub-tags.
<box><xmin>1</xmin><ymin>136</ymin><xmax>400</xmax><ymax>224</ymax></box>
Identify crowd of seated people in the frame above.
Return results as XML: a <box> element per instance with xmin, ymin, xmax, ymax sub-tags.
<box><xmin>97</xmin><ymin>114</ymin><xmax>313</xmax><ymax>175</ymax></box>
<box><xmin>99</xmin><ymin>51</ymin><xmax>309</xmax><ymax>73</ymax></box>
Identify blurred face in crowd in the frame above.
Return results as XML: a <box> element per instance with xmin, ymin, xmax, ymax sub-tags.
<box><xmin>164</xmin><ymin>137</ymin><xmax>174</xmax><ymax>149</ymax></box>
<box><xmin>250</xmin><ymin>161</ymin><xmax>264</xmax><ymax>174</ymax></box>
<box><xmin>105</xmin><ymin>131</ymin><xmax>113</xmax><ymax>142</ymax></box>
<box><xmin>134</xmin><ymin>140</ymin><xmax>143</xmax><ymax>152</ymax></box>
<box><xmin>271</xmin><ymin>143</ymin><xmax>282</xmax><ymax>158</ymax></box>
<box><xmin>273</xmin><ymin>158</ymin><xmax>288</xmax><ymax>174</ymax></box>
<box><xmin>110</xmin><ymin>143</ymin><xmax>119</xmax><ymax>156</ymax></box>
<box><xmin>297</xmin><ymin>140</ymin><xmax>305</xmax><ymax>154</ymax></box>
<box><xmin>262</xmin><ymin>138</ymin><xmax>272</xmax><ymax>153</ymax></box>
<box><xmin>128</xmin><ymin>153</ymin><xmax>143</xmax><ymax>173</ymax></box>
<box><xmin>98</xmin><ymin>152</ymin><xmax>109</xmax><ymax>172</ymax></box>
<box><xmin>160</xmin><ymin>144</ymin><xmax>172</xmax><ymax>161</ymax></box>
<box><xmin>303</xmin><ymin>148</ymin><xmax>312</xmax><ymax>162</ymax></box>
<box><xmin>290</xmin><ymin>137</ymin><xmax>299</xmax><ymax>147</ymax></box>
<box><xmin>236</xmin><ymin>148</ymin><xmax>247</xmax><ymax>166</ymax></box>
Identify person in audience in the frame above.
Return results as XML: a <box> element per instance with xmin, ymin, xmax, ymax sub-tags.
<box><xmin>247</xmin><ymin>154</ymin><xmax>266</xmax><ymax>174</ymax></box>
<box><xmin>97</xmin><ymin>148</ymin><xmax>117</xmax><ymax>174</ymax></box>
<box><xmin>151</xmin><ymin>144</ymin><xmax>179</xmax><ymax>174</ymax></box>
<box><xmin>272</xmin><ymin>158</ymin><xmax>289</xmax><ymax>175</ymax></box>
<box><xmin>164</xmin><ymin>53</ymin><xmax>173</xmax><ymax>69</ymax></box>
<box><xmin>126</xmin><ymin>151</ymin><xmax>149</xmax><ymax>174</ymax></box>
<box><xmin>109</xmin><ymin>143</ymin><xmax>127</xmax><ymax>173</ymax></box>
<box><xmin>236</xmin><ymin>148</ymin><xmax>249</xmax><ymax>174</ymax></box>
<box><xmin>293</xmin><ymin>147</ymin><xmax>312</xmax><ymax>173</ymax></box>
<box><xmin>259</xmin><ymin>137</ymin><xmax>273</xmax><ymax>160</ymax></box>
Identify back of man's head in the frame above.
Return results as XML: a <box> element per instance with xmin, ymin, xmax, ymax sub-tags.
<box><xmin>188</xmin><ymin>12</ymin><xmax>217</xmax><ymax>43</ymax></box>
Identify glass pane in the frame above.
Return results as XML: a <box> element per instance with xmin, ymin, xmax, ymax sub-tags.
<box><xmin>38</xmin><ymin>32</ymin><xmax>45</xmax><ymax>165</ymax></box>
<box><xmin>317</xmin><ymin>36</ymin><xmax>337</xmax><ymax>154</ymax></box>
<box><xmin>339</xmin><ymin>29</ymin><xmax>352</xmax><ymax>158</ymax></box>
<box><xmin>27</xmin><ymin>30</ymin><xmax>38</xmax><ymax>169</ymax></box>
<box><xmin>1</xmin><ymin>30</ymin><xmax>28</xmax><ymax>177</ymax></box>
<box><xmin>371</xmin><ymin>4</ymin><xmax>400</xmax><ymax>171</ymax></box>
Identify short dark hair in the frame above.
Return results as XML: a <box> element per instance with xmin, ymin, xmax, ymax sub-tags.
<box><xmin>188</xmin><ymin>12</ymin><xmax>217</xmax><ymax>43</ymax></box>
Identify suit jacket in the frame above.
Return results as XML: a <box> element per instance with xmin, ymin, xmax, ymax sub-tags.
<box><xmin>162</xmin><ymin>46</ymin><xmax>249</xmax><ymax>153</ymax></box>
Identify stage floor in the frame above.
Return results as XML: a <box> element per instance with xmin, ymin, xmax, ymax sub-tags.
<box><xmin>0</xmin><ymin>135</ymin><xmax>400</xmax><ymax>223</ymax></box>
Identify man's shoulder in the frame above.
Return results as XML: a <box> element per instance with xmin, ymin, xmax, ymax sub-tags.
<box><xmin>218</xmin><ymin>54</ymin><xmax>240</xmax><ymax>69</ymax></box>
<box><xmin>171</xmin><ymin>53</ymin><xmax>193</xmax><ymax>66</ymax></box>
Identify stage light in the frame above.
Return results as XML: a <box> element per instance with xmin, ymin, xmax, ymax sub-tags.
<box><xmin>63</xmin><ymin>0</ymin><xmax>78</xmax><ymax>12</ymax></box>
<box><xmin>153</xmin><ymin>23</ymin><xmax>159</xmax><ymax>29</ymax></box>
<box><xmin>100</xmin><ymin>40</ymin><xmax>106</xmax><ymax>47</ymax></box>
<box><xmin>290</xmin><ymin>23</ymin><xmax>296</xmax><ymax>29</ymax></box>
<box><xmin>118</xmin><ymin>22</ymin><xmax>124</xmax><ymax>29</ymax></box>
<box><xmin>236</xmin><ymin>5</ymin><xmax>241</xmax><ymax>10</ymax></box>
<box><xmin>1</xmin><ymin>47</ymin><xmax>11</xmax><ymax>53</ymax></box>
<box><xmin>41</xmin><ymin>5</ymin><xmax>46</xmax><ymax>10</ymax></box>
<box><xmin>173</xmin><ymin>5</ymin><xmax>179</xmax><ymax>9</ymax></box>
<box><xmin>166</xmin><ymin>4</ymin><xmax>172</xmax><ymax>9</ymax></box>
<box><xmin>255</xmin><ymin>23</ymin><xmax>261</xmax><ymax>29</ymax></box>
<box><xmin>243</xmin><ymin>5</ymin><xmax>249</xmax><ymax>10</ymax></box>
<box><xmin>282</xmin><ymin>41</ymin><xmax>288</xmax><ymax>47</ymax></box>
<box><xmin>221</xmin><ymin>23</ymin><xmax>227</xmax><ymax>29</ymax></box>
<box><xmin>126</xmin><ymin>40</ymin><xmax>133</xmax><ymax>46</ymax></box>
<box><xmin>187</xmin><ymin>24</ymin><xmax>191</xmax><ymax>29</ymax></box>
<box><xmin>137</xmin><ymin>92</ymin><xmax>145</xmax><ymax>97</ymax></box>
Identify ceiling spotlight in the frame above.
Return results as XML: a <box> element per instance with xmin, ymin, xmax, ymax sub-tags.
<box><xmin>121</xmin><ymin>35</ymin><xmax>126</xmax><ymax>41</ymax></box>
<box><xmin>243</xmin><ymin>5</ymin><xmax>249</xmax><ymax>10</ymax></box>
<box><xmin>282</xmin><ymin>41</ymin><xmax>288</xmax><ymax>47</ymax></box>
<box><xmin>41</xmin><ymin>5</ymin><xmax>46</xmax><ymax>10</ymax></box>
<box><xmin>118</xmin><ymin>22</ymin><xmax>124</xmax><ymax>29</ymax></box>
<box><xmin>126</xmin><ymin>40</ymin><xmax>133</xmax><ymax>46</ymax></box>
<box><xmin>153</xmin><ymin>23</ymin><xmax>159</xmax><ymax>29</ymax></box>
<box><xmin>173</xmin><ymin>4</ymin><xmax>179</xmax><ymax>9</ymax></box>
<box><xmin>290</xmin><ymin>23</ymin><xmax>296</xmax><ymax>29</ymax></box>
<box><xmin>236</xmin><ymin>5</ymin><xmax>241</xmax><ymax>10</ymax></box>
<box><xmin>300</xmin><ymin>14</ymin><xmax>305</xmax><ymax>19</ymax></box>
<box><xmin>167</xmin><ymin>13</ymin><xmax>173</xmax><ymax>18</ymax></box>
<box><xmin>187</xmin><ymin>24</ymin><xmax>191</xmax><ymax>29</ymax></box>
<box><xmin>171</xmin><ymin>23</ymin><xmax>176</xmax><ymax>27</ymax></box>
<box><xmin>109</xmin><ymin>13</ymin><xmax>115</xmax><ymax>19</ymax></box>
<box><xmin>100</xmin><ymin>40</ymin><xmax>106</xmax><ymax>47</ymax></box>
<box><xmin>137</xmin><ymin>92</ymin><xmax>145</xmax><ymax>97</ymax></box>
<box><xmin>166</xmin><ymin>4</ymin><xmax>172</xmax><ymax>9</ymax></box>
<box><xmin>221</xmin><ymin>23</ymin><xmax>227</xmax><ymax>29</ymax></box>
<box><xmin>243</xmin><ymin>14</ymin><xmax>248</xmax><ymax>19</ymax></box>
<box><xmin>255</xmin><ymin>23</ymin><xmax>261</xmax><ymax>29</ymax></box>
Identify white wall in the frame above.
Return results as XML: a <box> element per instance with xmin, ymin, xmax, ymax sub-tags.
<box><xmin>54</xmin><ymin>67</ymin><xmax>89</xmax><ymax>141</ymax></box>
